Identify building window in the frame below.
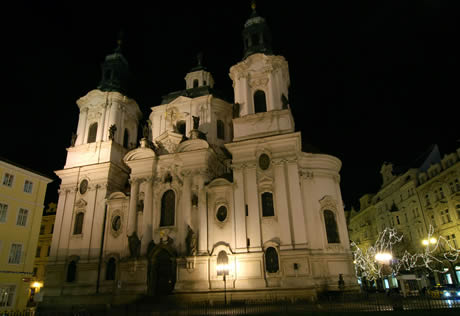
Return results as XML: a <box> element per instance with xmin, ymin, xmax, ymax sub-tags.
<box><xmin>216</xmin><ymin>251</ymin><xmax>228</xmax><ymax>276</ymax></box>
<box><xmin>259</xmin><ymin>154</ymin><xmax>270</xmax><ymax>170</ymax></box>
<box><xmin>106</xmin><ymin>258</ymin><xmax>116</xmax><ymax>281</ymax></box>
<box><xmin>87</xmin><ymin>123</ymin><xmax>98</xmax><ymax>143</ymax></box>
<box><xmin>35</xmin><ymin>246</ymin><xmax>41</xmax><ymax>258</ymax></box>
<box><xmin>160</xmin><ymin>190</ymin><xmax>175</xmax><ymax>227</ymax></box>
<box><xmin>217</xmin><ymin>120</ymin><xmax>225</xmax><ymax>140</ymax></box>
<box><xmin>79</xmin><ymin>179</ymin><xmax>88</xmax><ymax>195</ymax></box>
<box><xmin>0</xmin><ymin>285</ymin><xmax>16</xmax><ymax>307</ymax></box>
<box><xmin>254</xmin><ymin>90</ymin><xmax>267</xmax><ymax>113</ymax></box>
<box><xmin>40</xmin><ymin>225</ymin><xmax>45</xmax><ymax>235</ymax></box>
<box><xmin>66</xmin><ymin>261</ymin><xmax>77</xmax><ymax>282</ymax></box>
<box><xmin>193</xmin><ymin>79</ymin><xmax>199</xmax><ymax>88</ymax></box>
<box><xmin>73</xmin><ymin>212</ymin><xmax>84</xmax><ymax>235</ymax></box>
<box><xmin>0</xmin><ymin>203</ymin><xmax>8</xmax><ymax>223</ymax></box>
<box><xmin>265</xmin><ymin>247</ymin><xmax>279</xmax><ymax>273</ymax></box>
<box><xmin>440</xmin><ymin>209</ymin><xmax>452</xmax><ymax>224</ymax></box>
<box><xmin>216</xmin><ymin>205</ymin><xmax>228</xmax><ymax>222</ymax></box>
<box><xmin>2</xmin><ymin>173</ymin><xmax>14</xmax><ymax>187</ymax></box>
<box><xmin>439</xmin><ymin>187</ymin><xmax>445</xmax><ymax>199</ymax></box>
<box><xmin>16</xmin><ymin>208</ymin><xmax>28</xmax><ymax>226</ymax></box>
<box><xmin>23</xmin><ymin>180</ymin><xmax>33</xmax><ymax>193</ymax></box>
<box><xmin>47</xmin><ymin>246</ymin><xmax>51</xmax><ymax>257</ymax></box>
<box><xmin>8</xmin><ymin>243</ymin><xmax>22</xmax><ymax>264</ymax></box>
<box><xmin>396</xmin><ymin>216</ymin><xmax>400</xmax><ymax>225</ymax></box>
<box><xmin>123</xmin><ymin>129</ymin><xmax>129</xmax><ymax>148</ymax></box>
<box><xmin>324</xmin><ymin>210</ymin><xmax>340</xmax><ymax>244</ymax></box>
<box><xmin>261</xmin><ymin>192</ymin><xmax>274</xmax><ymax>217</ymax></box>
<box><xmin>32</xmin><ymin>267</ymin><xmax>38</xmax><ymax>277</ymax></box>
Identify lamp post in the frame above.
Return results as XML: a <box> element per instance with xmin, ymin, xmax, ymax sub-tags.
<box><xmin>217</xmin><ymin>263</ymin><xmax>229</xmax><ymax>305</ymax></box>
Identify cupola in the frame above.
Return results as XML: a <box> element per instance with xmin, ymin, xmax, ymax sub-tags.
<box><xmin>242</xmin><ymin>1</ymin><xmax>273</xmax><ymax>60</ymax></box>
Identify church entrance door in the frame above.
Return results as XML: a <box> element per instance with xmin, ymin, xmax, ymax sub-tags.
<box><xmin>148</xmin><ymin>247</ymin><xmax>176</xmax><ymax>296</ymax></box>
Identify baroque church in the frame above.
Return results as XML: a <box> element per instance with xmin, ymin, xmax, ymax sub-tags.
<box><xmin>43</xmin><ymin>5</ymin><xmax>356</xmax><ymax>306</ymax></box>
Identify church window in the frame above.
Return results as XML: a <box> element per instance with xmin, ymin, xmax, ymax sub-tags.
<box><xmin>112</xmin><ymin>215</ymin><xmax>121</xmax><ymax>232</ymax></box>
<box><xmin>79</xmin><ymin>179</ymin><xmax>88</xmax><ymax>195</ymax></box>
<box><xmin>87</xmin><ymin>123</ymin><xmax>98</xmax><ymax>143</ymax></box>
<box><xmin>265</xmin><ymin>247</ymin><xmax>279</xmax><ymax>273</ymax></box>
<box><xmin>203</xmin><ymin>80</ymin><xmax>207</xmax><ymax>86</ymax></box>
<box><xmin>106</xmin><ymin>258</ymin><xmax>116</xmax><ymax>281</ymax></box>
<box><xmin>74</xmin><ymin>212</ymin><xmax>84</xmax><ymax>235</ymax></box>
<box><xmin>66</xmin><ymin>261</ymin><xmax>77</xmax><ymax>282</ymax></box>
<box><xmin>259</xmin><ymin>154</ymin><xmax>270</xmax><ymax>170</ymax></box>
<box><xmin>193</xmin><ymin>79</ymin><xmax>199</xmax><ymax>88</ymax></box>
<box><xmin>324</xmin><ymin>210</ymin><xmax>340</xmax><ymax>243</ymax></box>
<box><xmin>176</xmin><ymin>120</ymin><xmax>186</xmax><ymax>136</ymax></box>
<box><xmin>123</xmin><ymin>129</ymin><xmax>129</xmax><ymax>148</ymax></box>
<box><xmin>216</xmin><ymin>251</ymin><xmax>228</xmax><ymax>276</ymax></box>
<box><xmin>261</xmin><ymin>192</ymin><xmax>274</xmax><ymax>217</ymax></box>
<box><xmin>160</xmin><ymin>190</ymin><xmax>175</xmax><ymax>227</ymax></box>
<box><xmin>216</xmin><ymin>205</ymin><xmax>227</xmax><ymax>222</ymax></box>
<box><xmin>254</xmin><ymin>90</ymin><xmax>267</xmax><ymax>113</ymax></box>
<box><xmin>217</xmin><ymin>120</ymin><xmax>225</xmax><ymax>140</ymax></box>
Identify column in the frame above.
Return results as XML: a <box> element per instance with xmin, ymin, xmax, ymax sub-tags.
<box><xmin>245</xmin><ymin>165</ymin><xmax>262</xmax><ymax>251</ymax></box>
<box><xmin>273</xmin><ymin>160</ymin><xmax>292</xmax><ymax>249</ymax></box>
<box><xmin>127</xmin><ymin>178</ymin><xmax>139</xmax><ymax>236</ymax></box>
<box><xmin>181</xmin><ymin>173</ymin><xmax>192</xmax><ymax>254</ymax></box>
<box><xmin>268</xmin><ymin>72</ymin><xmax>277</xmax><ymax>111</ymax></box>
<box><xmin>141</xmin><ymin>178</ymin><xmax>153</xmax><ymax>254</ymax></box>
<box><xmin>119</xmin><ymin>106</ymin><xmax>125</xmax><ymax>144</ymax></box>
<box><xmin>75</xmin><ymin>107</ymin><xmax>88</xmax><ymax>145</ymax></box>
<box><xmin>233</xmin><ymin>166</ymin><xmax>247</xmax><ymax>252</ymax></box>
<box><xmin>102</xmin><ymin>103</ymin><xmax>111</xmax><ymax>141</ymax></box>
<box><xmin>197</xmin><ymin>173</ymin><xmax>208</xmax><ymax>254</ymax></box>
<box><xmin>286</xmin><ymin>160</ymin><xmax>307</xmax><ymax>247</ymax></box>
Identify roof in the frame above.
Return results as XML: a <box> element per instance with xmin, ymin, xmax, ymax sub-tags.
<box><xmin>160</xmin><ymin>86</ymin><xmax>231</xmax><ymax>104</ymax></box>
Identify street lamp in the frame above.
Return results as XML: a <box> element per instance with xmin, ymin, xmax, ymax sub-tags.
<box><xmin>217</xmin><ymin>263</ymin><xmax>229</xmax><ymax>304</ymax></box>
<box><xmin>375</xmin><ymin>252</ymin><xmax>393</xmax><ymax>265</ymax></box>
<box><xmin>422</xmin><ymin>238</ymin><xmax>437</xmax><ymax>246</ymax></box>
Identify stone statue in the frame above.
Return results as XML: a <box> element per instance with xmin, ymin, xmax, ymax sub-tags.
<box><xmin>70</xmin><ymin>132</ymin><xmax>77</xmax><ymax>147</ymax></box>
<box><xmin>281</xmin><ymin>94</ymin><xmax>289</xmax><ymax>109</ymax></box>
<box><xmin>108</xmin><ymin>124</ymin><xmax>117</xmax><ymax>140</ymax></box>
<box><xmin>192</xmin><ymin>116</ymin><xmax>200</xmax><ymax>130</ymax></box>
<box><xmin>232</xmin><ymin>103</ymin><xmax>240</xmax><ymax>118</ymax></box>
<box><xmin>185</xmin><ymin>225</ymin><xmax>197</xmax><ymax>256</ymax></box>
<box><xmin>128</xmin><ymin>232</ymin><xmax>141</xmax><ymax>258</ymax></box>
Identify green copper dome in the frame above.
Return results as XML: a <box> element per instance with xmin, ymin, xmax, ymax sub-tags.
<box><xmin>97</xmin><ymin>40</ymin><xmax>131</xmax><ymax>95</ymax></box>
<box><xmin>242</xmin><ymin>3</ymin><xmax>273</xmax><ymax>59</ymax></box>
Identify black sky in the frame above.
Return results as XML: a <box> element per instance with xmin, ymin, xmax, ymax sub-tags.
<box><xmin>2</xmin><ymin>1</ymin><xmax>459</xmax><ymax>209</ymax></box>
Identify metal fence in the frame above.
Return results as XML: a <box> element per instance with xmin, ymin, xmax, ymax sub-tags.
<box><xmin>25</xmin><ymin>293</ymin><xmax>460</xmax><ymax>315</ymax></box>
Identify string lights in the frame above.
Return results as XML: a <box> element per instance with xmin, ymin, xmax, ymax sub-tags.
<box><xmin>351</xmin><ymin>225</ymin><xmax>460</xmax><ymax>281</ymax></box>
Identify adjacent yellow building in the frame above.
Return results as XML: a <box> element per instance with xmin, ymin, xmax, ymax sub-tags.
<box><xmin>0</xmin><ymin>158</ymin><xmax>52</xmax><ymax>311</ymax></box>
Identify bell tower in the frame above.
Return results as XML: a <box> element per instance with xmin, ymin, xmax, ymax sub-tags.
<box><xmin>229</xmin><ymin>3</ymin><xmax>294</xmax><ymax>141</ymax></box>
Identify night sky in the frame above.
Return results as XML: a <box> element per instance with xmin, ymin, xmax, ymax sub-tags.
<box><xmin>2</xmin><ymin>1</ymin><xmax>459</xmax><ymax>210</ymax></box>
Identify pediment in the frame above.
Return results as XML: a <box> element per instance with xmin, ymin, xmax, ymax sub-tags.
<box><xmin>168</xmin><ymin>96</ymin><xmax>192</xmax><ymax>105</ymax></box>
<box><xmin>176</xmin><ymin>139</ymin><xmax>209</xmax><ymax>153</ymax></box>
<box><xmin>108</xmin><ymin>192</ymin><xmax>128</xmax><ymax>200</ymax></box>
<box><xmin>124</xmin><ymin>147</ymin><xmax>155</xmax><ymax>162</ymax></box>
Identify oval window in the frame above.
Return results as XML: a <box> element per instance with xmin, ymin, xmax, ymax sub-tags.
<box><xmin>216</xmin><ymin>206</ymin><xmax>227</xmax><ymax>222</ymax></box>
<box><xmin>259</xmin><ymin>154</ymin><xmax>270</xmax><ymax>170</ymax></box>
<box><xmin>79</xmin><ymin>179</ymin><xmax>88</xmax><ymax>195</ymax></box>
<box><xmin>112</xmin><ymin>215</ymin><xmax>121</xmax><ymax>232</ymax></box>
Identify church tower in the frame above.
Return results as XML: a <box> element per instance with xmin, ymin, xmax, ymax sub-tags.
<box><xmin>46</xmin><ymin>39</ymin><xmax>142</xmax><ymax>297</ymax></box>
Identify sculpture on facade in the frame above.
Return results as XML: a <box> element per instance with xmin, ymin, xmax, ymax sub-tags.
<box><xmin>185</xmin><ymin>225</ymin><xmax>197</xmax><ymax>256</ymax></box>
<box><xmin>128</xmin><ymin>232</ymin><xmax>141</xmax><ymax>258</ymax></box>
<box><xmin>70</xmin><ymin>132</ymin><xmax>77</xmax><ymax>147</ymax></box>
<box><xmin>192</xmin><ymin>116</ymin><xmax>200</xmax><ymax>130</ymax></box>
<box><xmin>108</xmin><ymin>124</ymin><xmax>117</xmax><ymax>140</ymax></box>
<box><xmin>232</xmin><ymin>103</ymin><xmax>240</xmax><ymax>118</ymax></box>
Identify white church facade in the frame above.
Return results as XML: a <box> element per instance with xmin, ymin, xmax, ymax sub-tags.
<box><xmin>43</xmin><ymin>6</ymin><xmax>355</xmax><ymax>306</ymax></box>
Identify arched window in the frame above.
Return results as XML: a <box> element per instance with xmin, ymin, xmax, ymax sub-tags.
<box><xmin>87</xmin><ymin>123</ymin><xmax>98</xmax><ymax>143</ymax></box>
<box><xmin>176</xmin><ymin>120</ymin><xmax>186</xmax><ymax>136</ymax></box>
<box><xmin>324</xmin><ymin>210</ymin><xmax>340</xmax><ymax>243</ymax></box>
<box><xmin>160</xmin><ymin>190</ymin><xmax>175</xmax><ymax>227</ymax></box>
<box><xmin>265</xmin><ymin>247</ymin><xmax>279</xmax><ymax>273</ymax></box>
<box><xmin>66</xmin><ymin>261</ymin><xmax>77</xmax><ymax>282</ymax></box>
<box><xmin>123</xmin><ymin>129</ymin><xmax>129</xmax><ymax>148</ymax></box>
<box><xmin>261</xmin><ymin>192</ymin><xmax>274</xmax><ymax>217</ymax></box>
<box><xmin>217</xmin><ymin>120</ymin><xmax>225</xmax><ymax>140</ymax></box>
<box><xmin>254</xmin><ymin>90</ymin><xmax>267</xmax><ymax>113</ymax></box>
<box><xmin>216</xmin><ymin>251</ymin><xmax>228</xmax><ymax>276</ymax></box>
<box><xmin>73</xmin><ymin>212</ymin><xmax>84</xmax><ymax>235</ymax></box>
<box><xmin>105</xmin><ymin>258</ymin><xmax>116</xmax><ymax>281</ymax></box>
<box><xmin>193</xmin><ymin>79</ymin><xmax>199</xmax><ymax>88</ymax></box>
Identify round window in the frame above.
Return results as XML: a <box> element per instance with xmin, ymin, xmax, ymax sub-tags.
<box><xmin>79</xmin><ymin>179</ymin><xmax>88</xmax><ymax>195</ymax></box>
<box><xmin>112</xmin><ymin>215</ymin><xmax>121</xmax><ymax>232</ymax></box>
<box><xmin>216</xmin><ymin>206</ymin><xmax>227</xmax><ymax>222</ymax></box>
<box><xmin>259</xmin><ymin>154</ymin><xmax>270</xmax><ymax>170</ymax></box>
